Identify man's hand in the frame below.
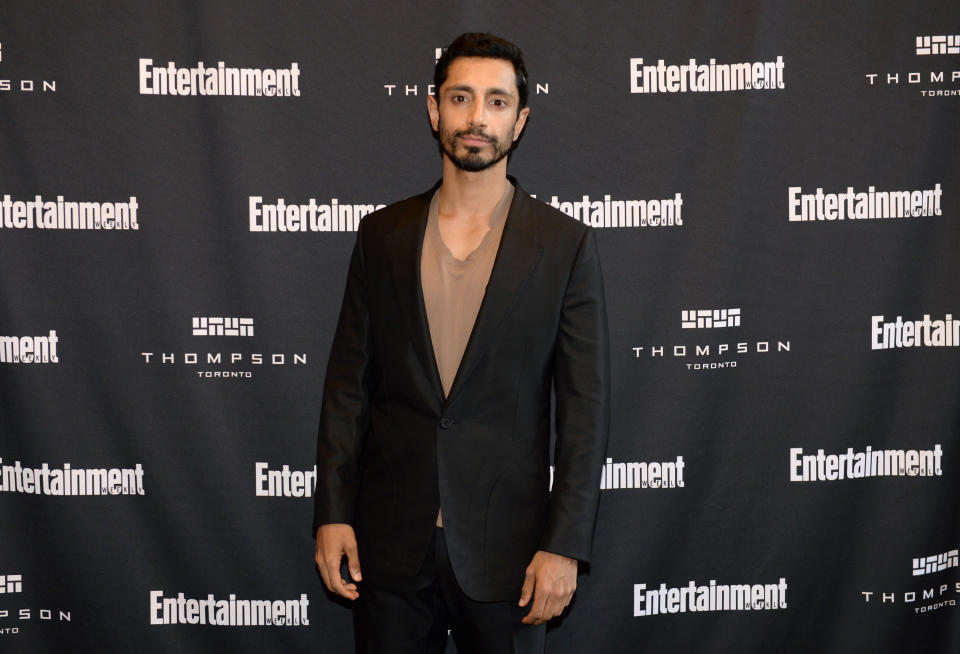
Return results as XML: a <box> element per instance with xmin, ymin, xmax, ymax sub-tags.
<box><xmin>315</xmin><ymin>523</ymin><xmax>362</xmax><ymax>600</ymax></box>
<box><xmin>518</xmin><ymin>550</ymin><xmax>578</xmax><ymax>625</ymax></box>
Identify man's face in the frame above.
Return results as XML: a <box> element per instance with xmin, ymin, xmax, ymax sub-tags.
<box><xmin>428</xmin><ymin>57</ymin><xmax>530</xmax><ymax>172</ymax></box>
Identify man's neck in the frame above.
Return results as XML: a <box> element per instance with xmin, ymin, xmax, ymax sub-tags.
<box><xmin>437</xmin><ymin>157</ymin><xmax>510</xmax><ymax>223</ymax></box>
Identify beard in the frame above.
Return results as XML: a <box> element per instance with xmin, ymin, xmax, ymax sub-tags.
<box><xmin>437</xmin><ymin>118</ymin><xmax>514</xmax><ymax>172</ymax></box>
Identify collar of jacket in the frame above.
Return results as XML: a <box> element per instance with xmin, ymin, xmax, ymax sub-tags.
<box><xmin>384</xmin><ymin>175</ymin><xmax>545</xmax><ymax>409</ymax></box>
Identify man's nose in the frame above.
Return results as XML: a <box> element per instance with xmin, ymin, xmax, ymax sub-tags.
<box><xmin>468</xmin><ymin>99</ymin><xmax>487</xmax><ymax>126</ymax></box>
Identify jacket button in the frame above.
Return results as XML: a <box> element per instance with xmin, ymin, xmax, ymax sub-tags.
<box><xmin>439</xmin><ymin>415</ymin><xmax>454</xmax><ymax>429</ymax></box>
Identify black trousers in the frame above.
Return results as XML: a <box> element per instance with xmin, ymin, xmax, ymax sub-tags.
<box><xmin>355</xmin><ymin>525</ymin><xmax>546</xmax><ymax>654</ymax></box>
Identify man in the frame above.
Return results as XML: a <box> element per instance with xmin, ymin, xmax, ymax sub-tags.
<box><xmin>313</xmin><ymin>33</ymin><xmax>610</xmax><ymax>654</ymax></box>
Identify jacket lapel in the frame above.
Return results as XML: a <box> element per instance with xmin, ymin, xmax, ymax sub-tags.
<box><xmin>385</xmin><ymin>183</ymin><xmax>447</xmax><ymax>407</ymax></box>
<box><xmin>385</xmin><ymin>178</ymin><xmax>545</xmax><ymax>410</ymax></box>
<box><xmin>444</xmin><ymin>182</ymin><xmax>543</xmax><ymax>406</ymax></box>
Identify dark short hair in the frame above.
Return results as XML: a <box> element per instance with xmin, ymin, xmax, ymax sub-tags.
<box><xmin>433</xmin><ymin>33</ymin><xmax>529</xmax><ymax>108</ymax></box>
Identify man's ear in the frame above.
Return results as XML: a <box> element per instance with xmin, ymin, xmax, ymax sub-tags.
<box><xmin>513</xmin><ymin>106</ymin><xmax>530</xmax><ymax>142</ymax></box>
<box><xmin>427</xmin><ymin>94</ymin><xmax>440</xmax><ymax>132</ymax></box>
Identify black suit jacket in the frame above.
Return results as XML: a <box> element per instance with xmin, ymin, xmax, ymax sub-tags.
<box><xmin>313</xmin><ymin>177</ymin><xmax>610</xmax><ymax>601</ymax></box>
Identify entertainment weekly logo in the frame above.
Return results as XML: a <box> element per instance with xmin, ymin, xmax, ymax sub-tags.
<box><xmin>140</xmin><ymin>316</ymin><xmax>307</xmax><ymax>380</ymax></box>
<box><xmin>632</xmin><ymin>308</ymin><xmax>790</xmax><ymax>372</ymax></box>
<box><xmin>549</xmin><ymin>455</ymin><xmax>686</xmax><ymax>491</ymax></box>
<box><xmin>871</xmin><ymin>313</ymin><xmax>958</xmax><ymax>350</ymax></box>
<box><xmin>864</xmin><ymin>34</ymin><xmax>960</xmax><ymax>97</ymax></box>
<box><xmin>630</xmin><ymin>55</ymin><xmax>784</xmax><ymax>93</ymax></box>
<box><xmin>531</xmin><ymin>192</ymin><xmax>683</xmax><ymax>229</ymax></box>
<box><xmin>787</xmin><ymin>184</ymin><xmax>942</xmax><ymax>222</ymax></box>
<box><xmin>0</xmin><ymin>330</ymin><xmax>59</xmax><ymax>364</ymax></box>
<box><xmin>0</xmin><ymin>575</ymin><xmax>73</xmax><ymax>637</ymax></box>
<box><xmin>139</xmin><ymin>58</ymin><xmax>301</xmax><ymax>97</ymax></box>
<box><xmin>382</xmin><ymin>46</ymin><xmax>551</xmax><ymax>99</ymax></box>
<box><xmin>249</xmin><ymin>196</ymin><xmax>386</xmax><ymax>233</ymax></box>
<box><xmin>0</xmin><ymin>41</ymin><xmax>57</xmax><ymax>93</ymax></box>
<box><xmin>0</xmin><ymin>194</ymin><xmax>140</xmax><ymax>231</ymax></box>
<box><xmin>150</xmin><ymin>590</ymin><xmax>310</xmax><ymax>626</ymax></box>
<box><xmin>0</xmin><ymin>456</ymin><xmax>146</xmax><ymax>496</ymax></box>
<box><xmin>634</xmin><ymin>578</ymin><xmax>788</xmax><ymax>616</ymax></box>
<box><xmin>789</xmin><ymin>444</ymin><xmax>943</xmax><ymax>482</ymax></box>
<box><xmin>255</xmin><ymin>462</ymin><xmax>317</xmax><ymax>498</ymax></box>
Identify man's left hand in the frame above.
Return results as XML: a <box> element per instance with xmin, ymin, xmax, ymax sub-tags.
<box><xmin>518</xmin><ymin>550</ymin><xmax>578</xmax><ymax>625</ymax></box>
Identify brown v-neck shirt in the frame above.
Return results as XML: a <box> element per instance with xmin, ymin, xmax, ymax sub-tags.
<box><xmin>421</xmin><ymin>182</ymin><xmax>514</xmax><ymax>527</ymax></box>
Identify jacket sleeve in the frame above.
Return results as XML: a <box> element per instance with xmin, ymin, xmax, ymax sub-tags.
<box><xmin>539</xmin><ymin>227</ymin><xmax>611</xmax><ymax>562</ymax></box>
<box><xmin>312</xmin><ymin>221</ymin><xmax>374</xmax><ymax>535</ymax></box>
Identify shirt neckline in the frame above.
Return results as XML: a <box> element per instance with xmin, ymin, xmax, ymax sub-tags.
<box><xmin>428</xmin><ymin>182</ymin><xmax>514</xmax><ymax>266</ymax></box>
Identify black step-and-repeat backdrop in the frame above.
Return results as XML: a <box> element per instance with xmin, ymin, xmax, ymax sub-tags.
<box><xmin>2</xmin><ymin>1</ymin><xmax>959</xmax><ymax>652</ymax></box>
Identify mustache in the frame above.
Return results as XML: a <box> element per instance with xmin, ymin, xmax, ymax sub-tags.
<box><xmin>454</xmin><ymin>127</ymin><xmax>495</xmax><ymax>142</ymax></box>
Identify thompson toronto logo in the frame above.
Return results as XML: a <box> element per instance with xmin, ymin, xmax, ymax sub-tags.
<box><xmin>682</xmin><ymin>308</ymin><xmax>740</xmax><ymax>329</ymax></box>
<box><xmin>193</xmin><ymin>317</ymin><xmax>254</xmax><ymax>337</ymax></box>
<box><xmin>249</xmin><ymin>196</ymin><xmax>386</xmax><ymax>233</ymax></box>
<box><xmin>632</xmin><ymin>309</ymin><xmax>790</xmax><ymax>372</ymax></box>
<box><xmin>916</xmin><ymin>35</ymin><xmax>960</xmax><ymax>56</ymax></box>
<box><xmin>865</xmin><ymin>34</ymin><xmax>960</xmax><ymax>97</ymax></box>
<box><xmin>630</xmin><ymin>55</ymin><xmax>784</xmax><ymax>93</ymax></box>
<box><xmin>634</xmin><ymin>578</ymin><xmax>788</xmax><ymax>616</ymax></box>
<box><xmin>150</xmin><ymin>591</ymin><xmax>310</xmax><ymax>626</ymax></box>
<box><xmin>0</xmin><ymin>457</ymin><xmax>145</xmax><ymax>496</ymax></box>
<box><xmin>139</xmin><ymin>59</ymin><xmax>300</xmax><ymax>96</ymax></box>
<box><xmin>914</xmin><ymin>549</ymin><xmax>959</xmax><ymax>577</ymax></box>
<box><xmin>789</xmin><ymin>444</ymin><xmax>943</xmax><ymax>482</ymax></box>
<box><xmin>140</xmin><ymin>316</ymin><xmax>307</xmax><ymax>379</ymax></box>
<box><xmin>530</xmin><ymin>192</ymin><xmax>683</xmax><ymax>228</ymax></box>
<box><xmin>0</xmin><ymin>330</ymin><xmax>59</xmax><ymax>364</ymax></box>
<box><xmin>0</xmin><ymin>575</ymin><xmax>72</xmax><ymax>636</ymax></box>
<box><xmin>383</xmin><ymin>46</ymin><xmax>551</xmax><ymax>98</ymax></box>
<box><xmin>0</xmin><ymin>41</ymin><xmax>57</xmax><ymax>93</ymax></box>
<box><xmin>861</xmin><ymin>580</ymin><xmax>960</xmax><ymax>615</ymax></box>
<box><xmin>0</xmin><ymin>195</ymin><xmax>140</xmax><ymax>230</ymax></box>
<box><xmin>871</xmin><ymin>314</ymin><xmax>958</xmax><ymax>350</ymax></box>
<box><xmin>788</xmin><ymin>184</ymin><xmax>942</xmax><ymax>222</ymax></box>
<box><xmin>0</xmin><ymin>575</ymin><xmax>22</xmax><ymax>594</ymax></box>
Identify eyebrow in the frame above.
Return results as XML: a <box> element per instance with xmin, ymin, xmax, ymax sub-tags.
<box><xmin>446</xmin><ymin>84</ymin><xmax>514</xmax><ymax>97</ymax></box>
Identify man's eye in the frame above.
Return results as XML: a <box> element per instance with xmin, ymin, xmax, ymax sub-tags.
<box><xmin>491</xmin><ymin>99</ymin><xmax>505</xmax><ymax>106</ymax></box>
<box><xmin>452</xmin><ymin>95</ymin><xmax>467</xmax><ymax>103</ymax></box>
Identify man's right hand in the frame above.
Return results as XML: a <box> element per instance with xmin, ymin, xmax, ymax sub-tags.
<box><xmin>315</xmin><ymin>523</ymin><xmax>362</xmax><ymax>600</ymax></box>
